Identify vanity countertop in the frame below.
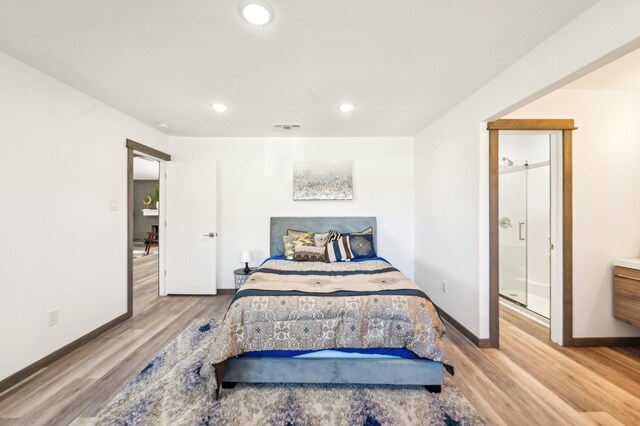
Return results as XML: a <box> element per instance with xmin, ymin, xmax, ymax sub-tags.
<box><xmin>614</xmin><ymin>259</ymin><xmax>640</xmax><ymax>270</ymax></box>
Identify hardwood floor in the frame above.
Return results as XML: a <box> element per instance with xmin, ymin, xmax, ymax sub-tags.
<box><xmin>448</xmin><ymin>306</ymin><xmax>640</xmax><ymax>425</ymax></box>
<box><xmin>1</xmin><ymin>258</ymin><xmax>639</xmax><ymax>425</ymax></box>
<box><xmin>0</xmin><ymin>253</ymin><xmax>232</xmax><ymax>426</ymax></box>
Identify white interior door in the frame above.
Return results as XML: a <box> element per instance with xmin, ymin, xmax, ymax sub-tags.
<box><xmin>165</xmin><ymin>161</ymin><xmax>217</xmax><ymax>295</ymax></box>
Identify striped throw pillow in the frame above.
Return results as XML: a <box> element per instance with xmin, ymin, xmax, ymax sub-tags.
<box><xmin>325</xmin><ymin>236</ymin><xmax>353</xmax><ymax>262</ymax></box>
<box><xmin>326</xmin><ymin>230</ymin><xmax>342</xmax><ymax>244</ymax></box>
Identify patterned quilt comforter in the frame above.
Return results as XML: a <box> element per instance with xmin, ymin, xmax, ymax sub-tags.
<box><xmin>204</xmin><ymin>259</ymin><xmax>448</xmax><ymax>377</ymax></box>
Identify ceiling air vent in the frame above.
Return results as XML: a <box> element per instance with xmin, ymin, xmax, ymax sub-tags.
<box><xmin>273</xmin><ymin>124</ymin><xmax>302</xmax><ymax>130</ymax></box>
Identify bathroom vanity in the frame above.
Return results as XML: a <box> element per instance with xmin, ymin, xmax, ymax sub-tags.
<box><xmin>613</xmin><ymin>259</ymin><xmax>640</xmax><ymax>327</ymax></box>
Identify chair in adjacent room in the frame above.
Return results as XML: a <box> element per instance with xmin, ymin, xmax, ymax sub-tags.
<box><xmin>144</xmin><ymin>224</ymin><xmax>159</xmax><ymax>254</ymax></box>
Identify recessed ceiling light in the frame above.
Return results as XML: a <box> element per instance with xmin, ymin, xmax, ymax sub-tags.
<box><xmin>339</xmin><ymin>103</ymin><xmax>355</xmax><ymax>113</ymax></box>
<box><xmin>211</xmin><ymin>103</ymin><xmax>228</xmax><ymax>112</ymax></box>
<box><xmin>241</xmin><ymin>2</ymin><xmax>273</xmax><ymax>25</ymax></box>
<box><xmin>158</xmin><ymin>123</ymin><xmax>170</xmax><ymax>129</ymax></box>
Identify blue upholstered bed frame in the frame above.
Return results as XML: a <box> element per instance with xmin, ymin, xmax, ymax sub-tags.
<box><xmin>215</xmin><ymin>217</ymin><xmax>444</xmax><ymax>398</ymax></box>
<box><xmin>269</xmin><ymin>216</ymin><xmax>378</xmax><ymax>256</ymax></box>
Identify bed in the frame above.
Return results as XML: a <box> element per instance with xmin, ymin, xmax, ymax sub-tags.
<box><xmin>206</xmin><ymin>217</ymin><xmax>449</xmax><ymax>399</ymax></box>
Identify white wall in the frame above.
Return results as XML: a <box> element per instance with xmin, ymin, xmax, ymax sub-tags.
<box><xmin>170</xmin><ymin>137</ymin><xmax>414</xmax><ymax>289</ymax></box>
<box><xmin>133</xmin><ymin>156</ymin><xmax>160</xmax><ymax>180</ymax></box>
<box><xmin>414</xmin><ymin>0</ymin><xmax>640</xmax><ymax>338</ymax></box>
<box><xmin>0</xmin><ymin>51</ymin><xmax>169</xmax><ymax>381</ymax></box>
<box><xmin>499</xmin><ymin>134</ymin><xmax>550</xmax><ymax>165</ymax></box>
<box><xmin>507</xmin><ymin>89</ymin><xmax>640</xmax><ymax>337</ymax></box>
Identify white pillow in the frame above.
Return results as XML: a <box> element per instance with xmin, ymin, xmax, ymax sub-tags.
<box><xmin>314</xmin><ymin>231</ymin><xmax>331</xmax><ymax>247</ymax></box>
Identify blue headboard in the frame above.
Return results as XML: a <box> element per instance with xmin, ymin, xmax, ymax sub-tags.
<box><xmin>270</xmin><ymin>216</ymin><xmax>377</xmax><ymax>256</ymax></box>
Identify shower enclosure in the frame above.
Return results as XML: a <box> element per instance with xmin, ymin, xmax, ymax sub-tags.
<box><xmin>498</xmin><ymin>134</ymin><xmax>551</xmax><ymax>319</ymax></box>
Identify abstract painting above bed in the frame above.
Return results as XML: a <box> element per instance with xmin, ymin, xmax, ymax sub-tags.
<box><xmin>292</xmin><ymin>160</ymin><xmax>353</xmax><ymax>201</ymax></box>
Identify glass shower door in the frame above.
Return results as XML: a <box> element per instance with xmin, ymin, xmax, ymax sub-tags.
<box><xmin>498</xmin><ymin>168</ymin><xmax>527</xmax><ymax>306</ymax></box>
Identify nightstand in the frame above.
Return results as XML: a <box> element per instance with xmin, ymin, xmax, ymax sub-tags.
<box><xmin>234</xmin><ymin>268</ymin><xmax>257</xmax><ymax>291</ymax></box>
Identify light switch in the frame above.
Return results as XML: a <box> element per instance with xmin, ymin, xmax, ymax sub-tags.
<box><xmin>110</xmin><ymin>200</ymin><xmax>119</xmax><ymax>211</ymax></box>
<box><xmin>48</xmin><ymin>309</ymin><xmax>59</xmax><ymax>327</ymax></box>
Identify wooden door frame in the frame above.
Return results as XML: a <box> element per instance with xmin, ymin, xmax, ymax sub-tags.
<box><xmin>126</xmin><ymin>139</ymin><xmax>171</xmax><ymax>317</ymax></box>
<box><xmin>487</xmin><ymin>119</ymin><xmax>575</xmax><ymax>348</ymax></box>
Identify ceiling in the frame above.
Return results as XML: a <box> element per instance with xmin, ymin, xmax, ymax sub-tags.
<box><xmin>0</xmin><ymin>0</ymin><xmax>599</xmax><ymax>137</ymax></box>
<box><xmin>563</xmin><ymin>47</ymin><xmax>640</xmax><ymax>90</ymax></box>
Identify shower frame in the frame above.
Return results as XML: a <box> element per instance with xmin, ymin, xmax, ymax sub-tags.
<box><xmin>487</xmin><ymin>119</ymin><xmax>576</xmax><ymax>348</ymax></box>
<box><xmin>498</xmin><ymin>158</ymin><xmax>551</xmax><ymax>311</ymax></box>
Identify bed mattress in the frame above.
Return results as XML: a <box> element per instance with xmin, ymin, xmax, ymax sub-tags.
<box><xmin>204</xmin><ymin>257</ymin><xmax>448</xmax><ymax>381</ymax></box>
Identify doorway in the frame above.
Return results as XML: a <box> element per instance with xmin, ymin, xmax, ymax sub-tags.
<box><xmin>133</xmin><ymin>156</ymin><xmax>160</xmax><ymax>258</ymax></box>
<box><xmin>126</xmin><ymin>139</ymin><xmax>171</xmax><ymax>317</ymax></box>
<box><xmin>498</xmin><ymin>133</ymin><xmax>552</xmax><ymax>322</ymax></box>
<box><xmin>488</xmin><ymin>119</ymin><xmax>575</xmax><ymax>348</ymax></box>
<box><xmin>132</xmin><ymin>155</ymin><xmax>161</xmax><ymax>312</ymax></box>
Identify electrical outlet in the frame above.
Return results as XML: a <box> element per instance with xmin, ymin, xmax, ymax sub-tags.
<box><xmin>48</xmin><ymin>309</ymin><xmax>59</xmax><ymax>327</ymax></box>
<box><xmin>441</xmin><ymin>280</ymin><xmax>448</xmax><ymax>293</ymax></box>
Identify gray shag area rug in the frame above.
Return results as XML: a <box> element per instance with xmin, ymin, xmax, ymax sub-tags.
<box><xmin>96</xmin><ymin>317</ymin><xmax>484</xmax><ymax>425</ymax></box>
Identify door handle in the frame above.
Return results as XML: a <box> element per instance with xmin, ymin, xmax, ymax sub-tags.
<box><xmin>518</xmin><ymin>223</ymin><xmax>525</xmax><ymax>241</ymax></box>
<box><xmin>202</xmin><ymin>232</ymin><xmax>217</xmax><ymax>238</ymax></box>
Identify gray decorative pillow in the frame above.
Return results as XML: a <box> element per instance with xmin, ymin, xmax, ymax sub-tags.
<box><xmin>352</xmin><ymin>226</ymin><xmax>373</xmax><ymax>235</ymax></box>
<box><xmin>314</xmin><ymin>231</ymin><xmax>331</xmax><ymax>247</ymax></box>
<box><xmin>293</xmin><ymin>245</ymin><xmax>327</xmax><ymax>262</ymax></box>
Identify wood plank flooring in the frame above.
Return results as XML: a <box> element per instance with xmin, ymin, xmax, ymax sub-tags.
<box><xmin>1</xmin><ymin>256</ymin><xmax>639</xmax><ymax>424</ymax></box>
<box><xmin>0</xmin><ymin>254</ymin><xmax>232</xmax><ymax>425</ymax></box>
<box><xmin>447</xmin><ymin>306</ymin><xmax>640</xmax><ymax>425</ymax></box>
